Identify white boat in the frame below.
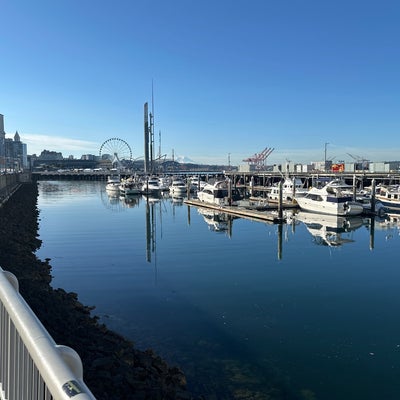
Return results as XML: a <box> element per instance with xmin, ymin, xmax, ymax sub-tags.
<box><xmin>141</xmin><ymin>177</ymin><xmax>162</xmax><ymax>196</ymax></box>
<box><xmin>375</xmin><ymin>184</ymin><xmax>400</xmax><ymax>212</ymax></box>
<box><xmin>295</xmin><ymin>181</ymin><xmax>364</xmax><ymax>216</ymax></box>
<box><xmin>158</xmin><ymin>176</ymin><xmax>171</xmax><ymax>191</ymax></box>
<box><xmin>119</xmin><ymin>177</ymin><xmax>141</xmax><ymax>195</ymax></box>
<box><xmin>318</xmin><ymin>179</ymin><xmax>386</xmax><ymax>216</ymax></box>
<box><xmin>197</xmin><ymin>180</ymin><xmax>241</xmax><ymax>206</ymax></box>
<box><xmin>189</xmin><ymin>176</ymin><xmax>207</xmax><ymax>192</ymax></box>
<box><xmin>169</xmin><ymin>178</ymin><xmax>188</xmax><ymax>196</ymax></box>
<box><xmin>106</xmin><ymin>172</ymin><xmax>120</xmax><ymax>193</ymax></box>
<box><xmin>295</xmin><ymin>211</ymin><xmax>365</xmax><ymax>246</ymax></box>
<box><xmin>267</xmin><ymin>177</ymin><xmax>308</xmax><ymax>202</ymax></box>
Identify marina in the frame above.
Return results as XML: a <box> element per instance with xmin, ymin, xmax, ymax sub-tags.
<box><xmin>35</xmin><ymin>180</ymin><xmax>400</xmax><ymax>400</ymax></box>
<box><xmin>2</xmin><ymin>2</ymin><xmax>400</xmax><ymax>398</ymax></box>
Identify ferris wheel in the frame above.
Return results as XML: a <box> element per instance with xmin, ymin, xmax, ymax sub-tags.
<box><xmin>99</xmin><ymin>138</ymin><xmax>132</xmax><ymax>168</ymax></box>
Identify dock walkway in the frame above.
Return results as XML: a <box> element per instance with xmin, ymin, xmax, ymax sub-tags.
<box><xmin>184</xmin><ymin>199</ymin><xmax>297</xmax><ymax>223</ymax></box>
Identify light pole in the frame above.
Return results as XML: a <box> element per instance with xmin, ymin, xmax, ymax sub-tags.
<box><xmin>324</xmin><ymin>142</ymin><xmax>329</xmax><ymax>171</ymax></box>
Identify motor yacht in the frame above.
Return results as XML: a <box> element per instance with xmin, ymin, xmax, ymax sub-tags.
<box><xmin>119</xmin><ymin>177</ymin><xmax>141</xmax><ymax>195</ymax></box>
<box><xmin>106</xmin><ymin>172</ymin><xmax>120</xmax><ymax>193</ymax></box>
<box><xmin>295</xmin><ymin>181</ymin><xmax>364</xmax><ymax>216</ymax></box>
<box><xmin>169</xmin><ymin>178</ymin><xmax>188</xmax><ymax>197</ymax></box>
<box><xmin>141</xmin><ymin>177</ymin><xmax>162</xmax><ymax>196</ymax></box>
<box><xmin>267</xmin><ymin>177</ymin><xmax>309</xmax><ymax>202</ymax></box>
<box><xmin>375</xmin><ymin>184</ymin><xmax>400</xmax><ymax>212</ymax></box>
<box><xmin>197</xmin><ymin>180</ymin><xmax>241</xmax><ymax>206</ymax></box>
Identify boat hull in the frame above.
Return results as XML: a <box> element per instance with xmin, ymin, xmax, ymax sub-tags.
<box><xmin>197</xmin><ymin>182</ymin><xmax>241</xmax><ymax>206</ymax></box>
<box><xmin>106</xmin><ymin>183</ymin><xmax>120</xmax><ymax>192</ymax></box>
<box><xmin>141</xmin><ymin>179</ymin><xmax>162</xmax><ymax>195</ymax></box>
<box><xmin>121</xmin><ymin>187</ymin><xmax>141</xmax><ymax>195</ymax></box>
<box><xmin>169</xmin><ymin>181</ymin><xmax>188</xmax><ymax>196</ymax></box>
<box><xmin>296</xmin><ymin>196</ymin><xmax>364</xmax><ymax>216</ymax></box>
<box><xmin>375</xmin><ymin>197</ymin><xmax>400</xmax><ymax>211</ymax></box>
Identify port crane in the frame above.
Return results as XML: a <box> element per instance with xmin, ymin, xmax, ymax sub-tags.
<box><xmin>243</xmin><ymin>147</ymin><xmax>274</xmax><ymax>169</ymax></box>
<box><xmin>347</xmin><ymin>153</ymin><xmax>370</xmax><ymax>170</ymax></box>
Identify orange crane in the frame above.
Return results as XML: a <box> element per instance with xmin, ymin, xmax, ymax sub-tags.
<box><xmin>243</xmin><ymin>147</ymin><xmax>274</xmax><ymax>169</ymax></box>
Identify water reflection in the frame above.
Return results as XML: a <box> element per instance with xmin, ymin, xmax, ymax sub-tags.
<box><xmin>101</xmin><ymin>189</ymin><xmax>122</xmax><ymax>211</ymax></box>
<box><xmin>171</xmin><ymin>195</ymin><xmax>184</xmax><ymax>205</ymax></box>
<box><xmin>197</xmin><ymin>208</ymin><xmax>234</xmax><ymax>236</ymax></box>
<box><xmin>100</xmin><ymin>187</ymin><xmax>399</xmax><ymax>257</ymax></box>
<box><xmin>144</xmin><ymin>195</ymin><xmax>158</xmax><ymax>263</ymax></box>
<box><xmin>375</xmin><ymin>212</ymin><xmax>400</xmax><ymax>243</ymax></box>
<box><xmin>295</xmin><ymin>211</ymin><xmax>366</xmax><ymax>247</ymax></box>
<box><xmin>37</xmin><ymin>181</ymin><xmax>400</xmax><ymax>400</ymax></box>
<box><xmin>39</xmin><ymin>180</ymin><xmax>100</xmax><ymax>200</ymax></box>
<box><xmin>376</xmin><ymin>212</ymin><xmax>400</xmax><ymax>231</ymax></box>
<box><xmin>122</xmin><ymin>194</ymin><xmax>141</xmax><ymax>208</ymax></box>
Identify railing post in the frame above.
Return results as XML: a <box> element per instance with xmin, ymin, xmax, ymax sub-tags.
<box><xmin>0</xmin><ymin>267</ymin><xmax>96</xmax><ymax>400</ymax></box>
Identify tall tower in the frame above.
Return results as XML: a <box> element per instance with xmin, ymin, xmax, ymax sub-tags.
<box><xmin>143</xmin><ymin>85</ymin><xmax>155</xmax><ymax>174</ymax></box>
<box><xmin>144</xmin><ymin>102</ymin><xmax>149</xmax><ymax>173</ymax></box>
<box><xmin>149</xmin><ymin>106</ymin><xmax>154</xmax><ymax>173</ymax></box>
<box><xmin>0</xmin><ymin>114</ymin><xmax>5</xmax><ymax>164</ymax></box>
<box><xmin>0</xmin><ymin>114</ymin><xmax>5</xmax><ymax>135</ymax></box>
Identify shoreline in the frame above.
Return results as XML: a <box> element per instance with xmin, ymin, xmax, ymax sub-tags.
<box><xmin>0</xmin><ymin>182</ymin><xmax>196</xmax><ymax>400</ymax></box>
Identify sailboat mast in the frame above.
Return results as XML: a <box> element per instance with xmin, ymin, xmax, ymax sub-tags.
<box><xmin>158</xmin><ymin>130</ymin><xmax>161</xmax><ymax>160</ymax></box>
<box><xmin>149</xmin><ymin>80</ymin><xmax>155</xmax><ymax>173</ymax></box>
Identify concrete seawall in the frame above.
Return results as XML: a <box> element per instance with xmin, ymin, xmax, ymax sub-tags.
<box><xmin>0</xmin><ymin>172</ymin><xmax>31</xmax><ymax>206</ymax></box>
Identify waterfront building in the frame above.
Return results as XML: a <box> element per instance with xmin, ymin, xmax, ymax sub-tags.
<box><xmin>369</xmin><ymin>161</ymin><xmax>400</xmax><ymax>173</ymax></box>
<box><xmin>81</xmin><ymin>154</ymin><xmax>98</xmax><ymax>161</ymax></box>
<box><xmin>4</xmin><ymin>132</ymin><xmax>28</xmax><ymax>170</ymax></box>
<box><xmin>0</xmin><ymin>114</ymin><xmax>28</xmax><ymax>171</ymax></box>
<box><xmin>37</xmin><ymin>149</ymin><xmax>64</xmax><ymax>160</ymax></box>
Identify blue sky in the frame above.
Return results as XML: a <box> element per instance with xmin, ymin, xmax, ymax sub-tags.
<box><xmin>1</xmin><ymin>0</ymin><xmax>399</xmax><ymax>166</ymax></box>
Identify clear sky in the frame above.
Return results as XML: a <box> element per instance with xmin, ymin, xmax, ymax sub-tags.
<box><xmin>1</xmin><ymin>0</ymin><xmax>399</xmax><ymax>166</ymax></box>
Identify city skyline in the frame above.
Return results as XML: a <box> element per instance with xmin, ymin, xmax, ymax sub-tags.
<box><xmin>2</xmin><ymin>122</ymin><xmax>399</xmax><ymax>167</ymax></box>
<box><xmin>2</xmin><ymin>1</ymin><xmax>399</xmax><ymax>166</ymax></box>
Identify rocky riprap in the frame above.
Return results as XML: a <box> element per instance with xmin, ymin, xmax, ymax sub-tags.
<box><xmin>0</xmin><ymin>183</ymin><xmax>197</xmax><ymax>400</ymax></box>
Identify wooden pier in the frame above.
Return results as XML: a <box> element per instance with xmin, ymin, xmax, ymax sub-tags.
<box><xmin>184</xmin><ymin>199</ymin><xmax>295</xmax><ymax>223</ymax></box>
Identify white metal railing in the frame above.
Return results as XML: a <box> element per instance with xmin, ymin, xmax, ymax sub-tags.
<box><xmin>0</xmin><ymin>267</ymin><xmax>96</xmax><ymax>400</ymax></box>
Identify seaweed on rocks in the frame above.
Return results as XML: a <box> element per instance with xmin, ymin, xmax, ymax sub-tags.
<box><xmin>0</xmin><ymin>183</ymin><xmax>196</xmax><ymax>400</ymax></box>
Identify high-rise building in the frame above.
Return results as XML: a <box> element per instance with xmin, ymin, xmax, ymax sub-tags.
<box><xmin>0</xmin><ymin>114</ymin><xmax>6</xmax><ymax>170</ymax></box>
<box><xmin>0</xmin><ymin>114</ymin><xmax>28</xmax><ymax>170</ymax></box>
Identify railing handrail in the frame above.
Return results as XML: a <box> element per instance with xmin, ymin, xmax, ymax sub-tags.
<box><xmin>0</xmin><ymin>267</ymin><xmax>96</xmax><ymax>400</ymax></box>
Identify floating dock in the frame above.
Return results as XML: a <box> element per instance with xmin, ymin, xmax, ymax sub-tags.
<box><xmin>184</xmin><ymin>199</ymin><xmax>297</xmax><ymax>223</ymax></box>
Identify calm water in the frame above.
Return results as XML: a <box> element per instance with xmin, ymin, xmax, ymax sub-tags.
<box><xmin>36</xmin><ymin>180</ymin><xmax>400</xmax><ymax>399</ymax></box>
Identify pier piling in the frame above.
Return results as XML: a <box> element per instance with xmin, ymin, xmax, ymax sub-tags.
<box><xmin>278</xmin><ymin>180</ymin><xmax>283</xmax><ymax>220</ymax></box>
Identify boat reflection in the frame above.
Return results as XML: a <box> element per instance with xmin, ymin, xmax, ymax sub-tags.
<box><xmin>122</xmin><ymin>194</ymin><xmax>141</xmax><ymax>208</ymax></box>
<box><xmin>376</xmin><ymin>212</ymin><xmax>400</xmax><ymax>230</ymax></box>
<box><xmin>295</xmin><ymin>211</ymin><xmax>366</xmax><ymax>246</ymax></box>
<box><xmin>142</xmin><ymin>194</ymin><xmax>161</xmax><ymax>203</ymax></box>
<box><xmin>374</xmin><ymin>212</ymin><xmax>400</xmax><ymax>244</ymax></box>
<box><xmin>197</xmin><ymin>208</ymin><xmax>234</xmax><ymax>236</ymax></box>
<box><xmin>171</xmin><ymin>195</ymin><xmax>184</xmax><ymax>205</ymax></box>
